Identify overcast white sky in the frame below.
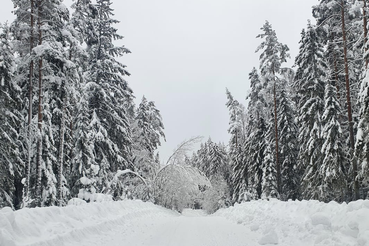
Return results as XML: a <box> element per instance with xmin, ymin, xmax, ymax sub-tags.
<box><xmin>1</xmin><ymin>0</ymin><xmax>318</xmax><ymax>163</ymax></box>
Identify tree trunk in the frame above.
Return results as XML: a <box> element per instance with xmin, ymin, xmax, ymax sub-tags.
<box><xmin>341</xmin><ymin>0</ymin><xmax>359</xmax><ymax>200</ymax></box>
<box><xmin>36</xmin><ymin>0</ymin><xmax>43</xmax><ymax>207</ymax></box>
<box><xmin>57</xmin><ymin>86</ymin><xmax>66</xmax><ymax>206</ymax></box>
<box><xmin>24</xmin><ymin>0</ymin><xmax>35</xmax><ymax>206</ymax></box>
<box><xmin>364</xmin><ymin>0</ymin><xmax>368</xmax><ymax>69</ymax></box>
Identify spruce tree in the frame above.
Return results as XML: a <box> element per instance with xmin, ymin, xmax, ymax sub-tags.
<box><xmin>0</xmin><ymin>24</ymin><xmax>23</xmax><ymax>209</ymax></box>
<box><xmin>294</xmin><ymin>23</ymin><xmax>327</xmax><ymax>200</ymax></box>
<box><xmin>356</xmin><ymin>65</ymin><xmax>369</xmax><ymax>194</ymax></box>
<box><xmin>245</xmin><ymin>117</ymin><xmax>267</xmax><ymax>200</ymax></box>
<box><xmin>130</xmin><ymin>96</ymin><xmax>165</xmax><ymax>200</ymax></box>
<box><xmin>277</xmin><ymin>82</ymin><xmax>299</xmax><ymax>200</ymax></box>
<box><xmin>261</xmin><ymin>129</ymin><xmax>278</xmax><ymax>199</ymax></box>
<box><xmin>236</xmin><ymin>68</ymin><xmax>267</xmax><ymax>201</ymax></box>
<box><xmin>321</xmin><ymin>80</ymin><xmax>347</xmax><ymax>201</ymax></box>
<box><xmin>11</xmin><ymin>0</ymin><xmax>38</xmax><ymax>207</ymax></box>
<box><xmin>226</xmin><ymin>89</ymin><xmax>247</xmax><ymax>201</ymax></box>
<box><xmin>83</xmin><ymin>0</ymin><xmax>133</xmax><ymax>192</ymax></box>
<box><xmin>313</xmin><ymin>0</ymin><xmax>360</xmax><ymax>200</ymax></box>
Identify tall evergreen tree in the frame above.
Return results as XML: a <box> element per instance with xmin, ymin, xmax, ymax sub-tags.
<box><xmin>293</xmin><ymin>22</ymin><xmax>327</xmax><ymax>200</ymax></box>
<box><xmin>246</xmin><ymin>68</ymin><xmax>267</xmax><ymax>124</ymax></box>
<box><xmin>31</xmin><ymin>0</ymin><xmax>81</xmax><ymax>206</ymax></box>
<box><xmin>236</xmin><ymin>68</ymin><xmax>267</xmax><ymax>201</ymax></box>
<box><xmin>67</xmin><ymin>0</ymin><xmax>95</xmax><ymax>198</ymax></box>
<box><xmin>256</xmin><ymin>20</ymin><xmax>290</xmax><ymax>195</ymax></box>
<box><xmin>356</xmin><ymin>69</ymin><xmax>369</xmax><ymax>194</ymax></box>
<box><xmin>83</xmin><ymin>0</ymin><xmax>134</xmax><ymax>192</ymax></box>
<box><xmin>131</xmin><ymin>96</ymin><xmax>165</xmax><ymax>184</ymax></box>
<box><xmin>11</xmin><ymin>0</ymin><xmax>38</xmax><ymax>207</ymax></box>
<box><xmin>313</xmin><ymin>0</ymin><xmax>360</xmax><ymax>200</ymax></box>
<box><xmin>245</xmin><ymin>117</ymin><xmax>266</xmax><ymax>200</ymax></box>
<box><xmin>0</xmin><ymin>24</ymin><xmax>23</xmax><ymax>209</ymax></box>
<box><xmin>277</xmin><ymin>82</ymin><xmax>299</xmax><ymax>200</ymax></box>
<box><xmin>261</xmin><ymin>127</ymin><xmax>278</xmax><ymax>199</ymax></box>
<box><xmin>321</xmin><ymin>80</ymin><xmax>347</xmax><ymax>201</ymax></box>
<box><xmin>226</xmin><ymin>89</ymin><xmax>247</xmax><ymax>202</ymax></box>
<box><xmin>225</xmin><ymin>88</ymin><xmax>243</xmax><ymax>148</ymax></box>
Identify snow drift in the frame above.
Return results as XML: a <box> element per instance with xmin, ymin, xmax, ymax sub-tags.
<box><xmin>1</xmin><ymin>198</ymin><xmax>369</xmax><ymax>246</ymax></box>
<box><xmin>0</xmin><ymin>200</ymin><xmax>177</xmax><ymax>246</ymax></box>
<box><xmin>215</xmin><ymin>199</ymin><xmax>369</xmax><ymax>246</ymax></box>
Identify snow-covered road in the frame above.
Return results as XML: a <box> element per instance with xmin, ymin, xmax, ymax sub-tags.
<box><xmin>73</xmin><ymin>209</ymin><xmax>255</xmax><ymax>246</ymax></box>
<box><xmin>1</xmin><ymin>199</ymin><xmax>369</xmax><ymax>246</ymax></box>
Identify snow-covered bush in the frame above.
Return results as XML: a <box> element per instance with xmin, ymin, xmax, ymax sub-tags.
<box><xmin>76</xmin><ymin>169</ymin><xmax>146</xmax><ymax>203</ymax></box>
<box><xmin>76</xmin><ymin>175</ymin><xmax>113</xmax><ymax>203</ymax></box>
<box><xmin>154</xmin><ymin>164</ymin><xmax>211</xmax><ymax>212</ymax></box>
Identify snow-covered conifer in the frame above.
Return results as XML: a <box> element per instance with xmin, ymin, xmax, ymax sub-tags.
<box><xmin>320</xmin><ymin>80</ymin><xmax>347</xmax><ymax>201</ymax></box>
<box><xmin>277</xmin><ymin>83</ymin><xmax>299</xmax><ymax>200</ymax></box>
<box><xmin>81</xmin><ymin>0</ymin><xmax>134</xmax><ymax>193</ymax></box>
<box><xmin>293</xmin><ymin>23</ymin><xmax>327</xmax><ymax>200</ymax></box>
<box><xmin>256</xmin><ymin>21</ymin><xmax>290</xmax><ymax>194</ymax></box>
<box><xmin>0</xmin><ymin>24</ymin><xmax>23</xmax><ymax>209</ymax></box>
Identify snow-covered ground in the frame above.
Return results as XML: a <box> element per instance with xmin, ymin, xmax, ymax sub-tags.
<box><xmin>1</xmin><ymin>199</ymin><xmax>369</xmax><ymax>246</ymax></box>
<box><xmin>215</xmin><ymin>199</ymin><xmax>369</xmax><ymax>246</ymax></box>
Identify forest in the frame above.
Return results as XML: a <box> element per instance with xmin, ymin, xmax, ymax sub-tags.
<box><xmin>0</xmin><ymin>0</ymin><xmax>369</xmax><ymax>212</ymax></box>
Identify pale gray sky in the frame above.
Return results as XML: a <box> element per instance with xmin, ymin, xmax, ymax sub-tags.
<box><xmin>1</xmin><ymin>0</ymin><xmax>318</xmax><ymax>163</ymax></box>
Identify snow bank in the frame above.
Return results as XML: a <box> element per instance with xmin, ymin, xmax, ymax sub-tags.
<box><xmin>215</xmin><ymin>199</ymin><xmax>369</xmax><ymax>246</ymax></box>
<box><xmin>0</xmin><ymin>200</ymin><xmax>177</xmax><ymax>246</ymax></box>
<box><xmin>2</xmin><ymin>199</ymin><xmax>368</xmax><ymax>246</ymax></box>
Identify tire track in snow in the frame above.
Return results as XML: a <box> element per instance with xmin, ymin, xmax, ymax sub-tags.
<box><xmin>75</xmin><ymin>210</ymin><xmax>259</xmax><ymax>246</ymax></box>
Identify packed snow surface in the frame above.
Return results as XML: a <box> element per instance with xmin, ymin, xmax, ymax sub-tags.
<box><xmin>1</xmin><ymin>199</ymin><xmax>369</xmax><ymax>246</ymax></box>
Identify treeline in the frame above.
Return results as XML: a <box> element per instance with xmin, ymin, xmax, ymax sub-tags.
<box><xmin>227</xmin><ymin>0</ymin><xmax>369</xmax><ymax>203</ymax></box>
<box><xmin>2</xmin><ymin>0</ymin><xmax>369</xmax><ymax>212</ymax></box>
<box><xmin>0</xmin><ymin>0</ymin><xmax>165</xmax><ymax>209</ymax></box>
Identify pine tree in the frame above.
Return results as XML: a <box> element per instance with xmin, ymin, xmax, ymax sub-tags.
<box><xmin>10</xmin><ymin>0</ymin><xmax>86</xmax><ymax>207</ymax></box>
<box><xmin>256</xmin><ymin>20</ymin><xmax>290</xmax><ymax>195</ymax></box>
<box><xmin>11</xmin><ymin>0</ymin><xmax>38</xmax><ymax>207</ymax></box>
<box><xmin>313</xmin><ymin>0</ymin><xmax>360</xmax><ymax>200</ymax></box>
<box><xmin>340</xmin><ymin>0</ymin><xmax>358</xmax><ymax>199</ymax></box>
<box><xmin>32</xmin><ymin>0</ymin><xmax>81</xmax><ymax>206</ymax></box>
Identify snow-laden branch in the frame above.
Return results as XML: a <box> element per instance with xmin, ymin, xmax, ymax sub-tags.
<box><xmin>109</xmin><ymin>169</ymin><xmax>147</xmax><ymax>187</ymax></box>
<box><xmin>165</xmin><ymin>136</ymin><xmax>203</xmax><ymax>166</ymax></box>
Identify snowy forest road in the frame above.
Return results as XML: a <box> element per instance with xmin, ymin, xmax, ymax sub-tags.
<box><xmin>3</xmin><ymin>200</ymin><xmax>368</xmax><ymax>246</ymax></box>
<box><xmin>67</xmin><ymin>209</ymin><xmax>256</xmax><ymax>246</ymax></box>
